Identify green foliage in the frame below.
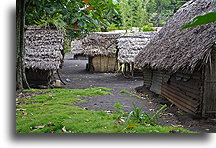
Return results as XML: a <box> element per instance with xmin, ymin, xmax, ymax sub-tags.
<box><xmin>124</xmin><ymin>104</ymin><xmax>168</xmax><ymax>127</ymax></box>
<box><xmin>107</xmin><ymin>23</ymin><xmax>119</xmax><ymax>31</ymax></box>
<box><xmin>119</xmin><ymin>0</ymin><xmax>151</xmax><ymax>31</ymax></box>
<box><xmin>119</xmin><ymin>90</ymin><xmax>131</xmax><ymax>94</ymax></box>
<box><xmin>131</xmin><ymin>103</ymin><xmax>144</xmax><ymax>122</ymax></box>
<box><xmin>181</xmin><ymin>12</ymin><xmax>216</xmax><ymax>30</ymax></box>
<box><xmin>25</xmin><ymin>0</ymin><xmax>119</xmax><ymax>39</ymax></box>
<box><xmin>34</xmin><ymin>13</ymin><xmax>66</xmax><ymax>34</ymax></box>
<box><xmin>118</xmin><ymin>0</ymin><xmax>189</xmax><ymax>29</ymax></box>
<box><xmin>147</xmin><ymin>0</ymin><xmax>190</xmax><ymax>26</ymax></box>
<box><xmin>142</xmin><ymin>24</ymin><xmax>156</xmax><ymax>32</ymax></box>
<box><xmin>114</xmin><ymin>102</ymin><xmax>125</xmax><ymax>114</ymax></box>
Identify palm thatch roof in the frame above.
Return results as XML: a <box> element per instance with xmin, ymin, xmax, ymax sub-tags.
<box><xmin>24</xmin><ymin>26</ymin><xmax>64</xmax><ymax>70</ymax></box>
<box><xmin>117</xmin><ymin>32</ymin><xmax>158</xmax><ymax>63</ymax></box>
<box><xmin>71</xmin><ymin>39</ymin><xmax>84</xmax><ymax>55</ymax></box>
<box><xmin>135</xmin><ymin>0</ymin><xmax>216</xmax><ymax>74</ymax></box>
<box><xmin>82</xmin><ymin>32</ymin><xmax>120</xmax><ymax>57</ymax></box>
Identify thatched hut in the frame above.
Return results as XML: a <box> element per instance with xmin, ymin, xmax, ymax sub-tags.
<box><xmin>71</xmin><ymin>39</ymin><xmax>88</xmax><ymax>60</ymax></box>
<box><xmin>135</xmin><ymin>0</ymin><xmax>215</xmax><ymax>117</ymax></box>
<box><xmin>24</xmin><ymin>26</ymin><xmax>64</xmax><ymax>87</ymax></box>
<box><xmin>117</xmin><ymin>32</ymin><xmax>157</xmax><ymax>77</ymax></box>
<box><xmin>82</xmin><ymin>32</ymin><xmax>120</xmax><ymax>72</ymax></box>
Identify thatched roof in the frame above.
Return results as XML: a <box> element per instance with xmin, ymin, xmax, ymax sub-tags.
<box><xmin>82</xmin><ymin>32</ymin><xmax>120</xmax><ymax>57</ymax></box>
<box><xmin>71</xmin><ymin>39</ymin><xmax>84</xmax><ymax>55</ymax></box>
<box><xmin>117</xmin><ymin>32</ymin><xmax>157</xmax><ymax>63</ymax></box>
<box><xmin>25</xmin><ymin>26</ymin><xmax>64</xmax><ymax>70</ymax></box>
<box><xmin>135</xmin><ymin>0</ymin><xmax>216</xmax><ymax>74</ymax></box>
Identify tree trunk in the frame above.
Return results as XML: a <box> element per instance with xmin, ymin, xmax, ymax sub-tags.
<box><xmin>16</xmin><ymin>0</ymin><xmax>29</xmax><ymax>90</ymax></box>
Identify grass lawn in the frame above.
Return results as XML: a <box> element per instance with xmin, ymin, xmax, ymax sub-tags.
<box><xmin>16</xmin><ymin>87</ymin><xmax>196</xmax><ymax>133</ymax></box>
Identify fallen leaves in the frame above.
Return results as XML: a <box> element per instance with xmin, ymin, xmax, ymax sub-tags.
<box><xmin>61</xmin><ymin>126</ymin><xmax>74</xmax><ymax>133</ymax></box>
<box><xmin>30</xmin><ymin>122</ymin><xmax>55</xmax><ymax>131</ymax></box>
<box><xmin>16</xmin><ymin>108</ymin><xmax>28</xmax><ymax>116</ymax></box>
<box><xmin>169</xmin><ymin>130</ymin><xmax>180</xmax><ymax>133</ymax></box>
<box><xmin>16</xmin><ymin>91</ymin><xmax>51</xmax><ymax>105</ymax></box>
<box><xmin>30</xmin><ymin>125</ymin><xmax>45</xmax><ymax>130</ymax></box>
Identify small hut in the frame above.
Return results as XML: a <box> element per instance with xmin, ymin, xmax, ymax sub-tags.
<box><xmin>82</xmin><ymin>32</ymin><xmax>120</xmax><ymax>72</ymax></box>
<box><xmin>117</xmin><ymin>32</ymin><xmax>157</xmax><ymax>77</ymax></box>
<box><xmin>24</xmin><ymin>26</ymin><xmax>64</xmax><ymax>88</ymax></box>
<box><xmin>71</xmin><ymin>39</ymin><xmax>88</xmax><ymax>60</ymax></box>
<box><xmin>135</xmin><ymin>0</ymin><xmax>215</xmax><ymax>117</ymax></box>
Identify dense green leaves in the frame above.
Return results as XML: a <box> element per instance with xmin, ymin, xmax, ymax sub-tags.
<box><xmin>181</xmin><ymin>12</ymin><xmax>216</xmax><ymax>30</ymax></box>
<box><xmin>25</xmin><ymin>0</ymin><xmax>119</xmax><ymax>39</ymax></box>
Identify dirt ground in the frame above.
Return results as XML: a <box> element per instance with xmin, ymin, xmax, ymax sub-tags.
<box><xmin>59</xmin><ymin>53</ymin><xmax>216</xmax><ymax>133</ymax></box>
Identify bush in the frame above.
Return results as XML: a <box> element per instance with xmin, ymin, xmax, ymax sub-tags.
<box><xmin>142</xmin><ymin>24</ymin><xmax>156</xmax><ymax>32</ymax></box>
<box><xmin>107</xmin><ymin>23</ymin><xmax>119</xmax><ymax>31</ymax></box>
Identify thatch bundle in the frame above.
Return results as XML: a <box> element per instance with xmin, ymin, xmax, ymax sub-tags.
<box><xmin>71</xmin><ymin>39</ymin><xmax>84</xmax><ymax>55</ymax></box>
<box><xmin>82</xmin><ymin>32</ymin><xmax>120</xmax><ymax>57</ymax></box>
<box><xmin>25</xmin><ymin>26</ymin><xmax>64</xmax><ymax>70</ymax></box>
<box><xmin>117</xmin><ymin>32</ymin><xmax>157</xmax><ymax>63</ymax></box>
<box><xmin>135</xmin><ymin>0</ymin><xmax>216</xmax><ymax>74</ymax></box>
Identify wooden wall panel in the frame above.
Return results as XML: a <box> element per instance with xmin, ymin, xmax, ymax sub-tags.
<box><xmin>161</xmin><ymin>72</ymin><xmax>202</xmax><ymax>115</ymax></box>
<box><xmin>143</xmin><ymin>69</ymin><xmax>152</xmax><ymax>88</ymax></box>
<box><xmin>92</xmin><ymin>56</ymin><xmax>101</xmax><ymax>71</ymax></box>
<box><xmin>202</xmin><ymin>49</ymin><xmax>216</xmax><ymax>117</ymax></box>
<box><xmin>150</xmin><ymin>71</ymin><xmax>164</xmax><ymax>94</ymax></box>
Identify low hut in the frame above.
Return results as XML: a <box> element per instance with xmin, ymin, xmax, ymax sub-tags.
<box><xmin>135</xmin><ymin>0</ymin><xmax>215</xmax><ymax>117</ymax></box>
<box><xmin>82</xmin><ymin>32</ymin><xmax>120</xmax><ymax>72</ymax></box>
<box><xmin>71</xmin><ymin>39</ymin><xmax>88</xmax><ymax>60</ymax></box>
<box><xmin>24</xmin><ymin>26</ymin><xmax>64</xmax><ymax>88</ymax></box>
<box><xmin>117</xmin><ymin>32</ymin><xmax>157</xmax><ymax>77</ymax></box>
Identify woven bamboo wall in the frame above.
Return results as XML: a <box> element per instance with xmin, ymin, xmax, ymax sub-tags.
<box><xmin>91</xmin><ymin>56</ymin><xmax>117</xmax><ymax>72</ymax></box>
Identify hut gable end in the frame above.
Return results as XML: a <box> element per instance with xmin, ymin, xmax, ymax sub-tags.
<box><xmin>117</xmin><ymin>32</ymin><xmax>157</xmax><ymax>63</ymax></box>
<box><xmin>82</xmin><ymin>32</ymin><xmax>120</xmax><ymax>57</ymax></box>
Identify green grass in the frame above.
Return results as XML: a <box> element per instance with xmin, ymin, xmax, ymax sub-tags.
<box><xmin>119</xmin><ymin>90</ymin><xmax>131</xmax><ymax>94</ymax></box>
<box><xmin>16</xmin><ymin>87</ymin><xmax>196</xmax><ymax>133</ymax></box>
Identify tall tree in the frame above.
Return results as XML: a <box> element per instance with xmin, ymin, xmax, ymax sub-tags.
<box><xmin>119</xmin><ymin>0</ymin><xmax>131</xmax><ymax>32</ymax></box>
<box><xmin>16</xmin><ymin>0</ymin><xmax>29</xmax><ymax>90</ymax></box>
<box><xmin>136</xmin><ymin>0</ymin><xmax>151</xmax><ymax>31</ymax></box>
<box><xmin>119</xmin><ymin>0</ymin><xmax>152</xmax><ymax>31</ymax></box>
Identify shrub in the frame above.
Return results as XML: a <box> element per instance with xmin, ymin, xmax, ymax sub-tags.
<box><xmin>142</xmin><ymin>24</ymin><xmax>156</xmax><ymax>32</ymax></box>
<box><xmin>107</xmin><ymin>23</ymin><xmax>119</xmax><ymax>31</ymax></box>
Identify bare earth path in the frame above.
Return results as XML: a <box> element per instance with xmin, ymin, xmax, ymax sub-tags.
<box><xmin>59</xmin><ymin>53</ymin><xmax>215</xmax><ymax>133</ymax></box>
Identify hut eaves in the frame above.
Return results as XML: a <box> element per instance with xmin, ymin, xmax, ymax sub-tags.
<box><xmin>24</xmin><ymin>26</ymin><xmax>64</xmax><ymax>70</ymax></box>
<box><xmin>71</xmin><ymin>39</ymin><xmax>84</xmax><ymax>55</ymax></box>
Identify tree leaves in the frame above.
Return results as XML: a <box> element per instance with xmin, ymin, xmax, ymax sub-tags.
<box><xmin>25</xmin><ymin>0</ymin><xmax>119</xmax><ymax>39</ymax></box>
<box><xmin>181</xmin><ymin>12</ymin><xmax>216</xmax><ymax>30</ymax></box>
<box><xmin>83</xmin><ymin>0</ymin><xmax>91</xmax><ymax>4</ymax></box>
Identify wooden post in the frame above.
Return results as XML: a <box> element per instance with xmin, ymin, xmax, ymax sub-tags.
<box><xmin>131</xmin><ymin>62</ymin><xmax>134</xmax><ymax>78</ymax></box>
